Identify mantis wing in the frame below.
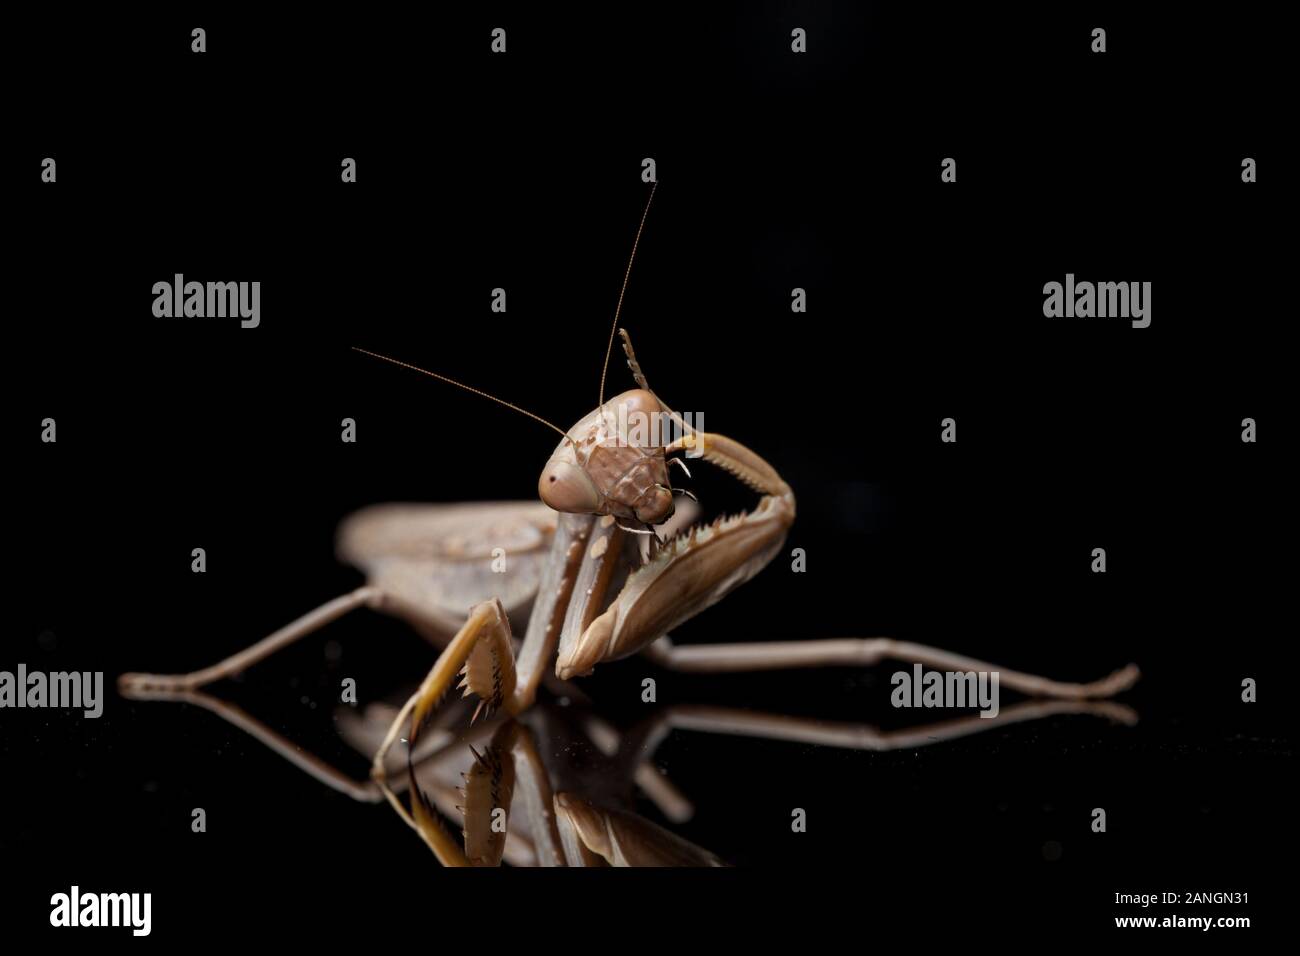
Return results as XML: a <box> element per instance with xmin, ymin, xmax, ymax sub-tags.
<box><xmin>336</xmin><ymin>502</ymin><xmax>556</xmax><ymax>634</ymax></box>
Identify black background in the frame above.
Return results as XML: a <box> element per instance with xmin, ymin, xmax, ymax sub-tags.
<box><xmin>3</xmin><ymin>1</ymin><xmax>1291</xmax><ymax>943</ymax></box>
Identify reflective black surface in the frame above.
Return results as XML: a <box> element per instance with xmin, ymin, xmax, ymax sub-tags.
<box><xmin>5</xmin><ymin>1</ymin><xmax>1290</xmax><ymax>941</ymax></box>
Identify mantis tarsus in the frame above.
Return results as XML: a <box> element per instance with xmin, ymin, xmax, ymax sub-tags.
<box><xmin>118</xmin><ymin>184</ymin><xmax>1140</xmax><ymax>865</ymax></box>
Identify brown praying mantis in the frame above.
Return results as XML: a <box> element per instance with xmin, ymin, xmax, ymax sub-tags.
<box><xmin>118</xmin><ymin>184</ymin><xmax>1141</xmax><ymax>865</ymax></box>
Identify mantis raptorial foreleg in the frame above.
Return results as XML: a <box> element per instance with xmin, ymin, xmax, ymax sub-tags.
<box><xmin>381</xmin><ymin>716</ymin><xmax>567</xmax><ymax>867</ymax></box>
<box><xmin>555</xmin><ymin>428</ymin><xmax>796</xmax><ymax>678</ymax></box>
<box><xmin>370</xmin><ymin>598</ymin><xmax>519</xmax><ymax>779</ymax></box>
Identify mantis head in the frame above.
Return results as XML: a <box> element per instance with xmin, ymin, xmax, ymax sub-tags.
<box><xmin>538</xmin><ymin>388</ymin><xmax>675</xmax><ymax>526</ymax></box>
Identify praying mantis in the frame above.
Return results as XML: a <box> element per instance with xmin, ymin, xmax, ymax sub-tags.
<box><xmin>118</xmin><ymin>184</ymin><xmax>1141</xmax><ymax>865</ymax></box>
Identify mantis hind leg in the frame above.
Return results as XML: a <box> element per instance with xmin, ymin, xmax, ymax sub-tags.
<box><xmin>641</xmin><ymin>636</ymin><xmax>1139</xmax><ymax>699</ymax></box>
<box><xmin>119</xmin><ymin>585</ymin><xmax>391</xmax><ymax>694</ymax></box>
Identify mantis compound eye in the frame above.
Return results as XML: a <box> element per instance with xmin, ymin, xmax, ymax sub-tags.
<box><xmin>538</xmin><ymin>461</ymin><xmax>602</xmax><ymax>514</ymax></box>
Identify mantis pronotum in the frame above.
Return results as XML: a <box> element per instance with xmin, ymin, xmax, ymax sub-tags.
<box><xmin>119</xmin><ymin>185</ymin><xmax>1140</xmax><ymax>865</ymax></box>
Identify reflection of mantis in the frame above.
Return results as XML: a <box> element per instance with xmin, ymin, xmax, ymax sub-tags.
<box><xmin>120</xmin><ymin>683</ymin><xmax>1137</xmax><ymax>867</ymax></box>
<box><xmin>118</xmin><ymin>185</ymin><xmax>1140</xmax><ymax>864</ymax></box>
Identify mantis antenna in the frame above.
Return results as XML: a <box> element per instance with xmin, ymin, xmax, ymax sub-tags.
<box><xmin>597</xmin><ymin>181</ymin><xmax>658</xmax><ymax>409</ymax></box>
<box><xmin>352</xmin><ymin>347</ymin><xmax>572</xmax><ymax>441</ymax></box>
